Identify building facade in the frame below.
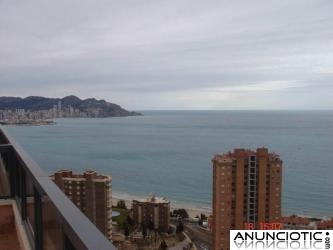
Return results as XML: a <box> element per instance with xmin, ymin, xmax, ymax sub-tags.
<box><xmin>132</xmin><ymin>195</ymin><xmax>170</xmax><ymax>232</ymax></box>
<box><xmin>51</xmin><ymin>170</ymin><xmax>112</xmax><ymax>240</ymax></box>
<box><xmin>212</xmin><ymin>148</ymin><xmax>282</xmax><ymax>250</ymax></box>
<box><xmin>282</xmin><ymin>215</ymin><xmax>315</xmax><ymax>230</ymax></box>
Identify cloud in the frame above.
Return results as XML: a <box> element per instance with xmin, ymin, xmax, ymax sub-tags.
<box><xmin>214</xmin><ymin>81</ymin><xmax>305</xmax><ymax>92</ymax></box>
<box><xmin>0</xmin><ymin>0</ymin><xmax>333</xmax><ymax>109</ymax></box>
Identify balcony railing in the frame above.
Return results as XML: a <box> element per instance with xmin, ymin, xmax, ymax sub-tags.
<box><xmin>0</xmin><ymin>127</ymin><xmax>116</xmax><ymax>250</ymax></box>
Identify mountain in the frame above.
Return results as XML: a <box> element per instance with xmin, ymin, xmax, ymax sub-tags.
<box><xmin>0</xmin><ymin>95</ymin><xmax>142</xmax><ymax>117</ymax></box>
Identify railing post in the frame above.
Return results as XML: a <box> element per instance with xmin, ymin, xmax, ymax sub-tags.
<box><xmin>8</xmin><ymin>150</ymin><xmax>16</xmax><ymax>198</ymax></box>
<box><xmin>34</xmin><ymin>188</ymin><xmax>43</xmax><ymax>250</ymax></box>
<box><xmin>21</xmin><ymin>166</ymin><xmax>27</xmax><ymax>220</ymax></box>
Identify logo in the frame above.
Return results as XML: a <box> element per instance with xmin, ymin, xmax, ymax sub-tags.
<box><xmin>230</xmin><ymin>230</ymin><xmax>332</xmax><ymax>250</ymax></box>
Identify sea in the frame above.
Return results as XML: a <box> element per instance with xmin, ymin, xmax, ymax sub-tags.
<box><xmin>3</xmin><ymin>111</ymin><xmax>333</xmax><ymax>217</ymax></box>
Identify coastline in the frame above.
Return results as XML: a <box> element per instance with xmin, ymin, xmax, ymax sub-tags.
<box><xmin>0</xmin><ymin>120</ymin><xmax>56</xmax><ymax>126</ymax></box>
<box><xmin>112</xmin><ymin>193</ymin><xmax>212</xmax><ymax>218</ymax></box>
<box><xmin>112</xmin><ymin>193</ymin><xmax>333</xmax><ymax>220</ymax></box>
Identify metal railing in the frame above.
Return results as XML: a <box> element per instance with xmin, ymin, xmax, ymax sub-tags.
<box><xmin>0</xmin><ymin>127</ymin><xmax>116</xmax><ymax>250</ymax></box>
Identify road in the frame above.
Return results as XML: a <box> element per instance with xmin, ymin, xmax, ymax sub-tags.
<box><xmin>184</xmin><ymin>224</ymin><xmax>212</xmax><ymax>250</ymax></box>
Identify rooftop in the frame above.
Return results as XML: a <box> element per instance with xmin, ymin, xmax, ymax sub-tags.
<box><xmin>134</xmin><ymin>195</ymin><xmax>169</xmax><ymax>204</ymax></box>
<box><xmin>51</xmin><ymin>169</ymin><xmax>112</xmax><ymax>182</ymax></box>
<box><xmin>213</xmin><ymin>147</ymin><xmax>282</xmax><ymax>163</ymax></box>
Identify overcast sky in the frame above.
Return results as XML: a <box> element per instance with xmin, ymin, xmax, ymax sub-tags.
<box><xmin>1</xmin><ymin>0</ymin><xmax>333</xmax><ymax>110</ymax></box>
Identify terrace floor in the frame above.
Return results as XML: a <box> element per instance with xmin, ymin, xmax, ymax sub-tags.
<box><xmin>0</xmin><ymin>202</ymin><xmax>22</xmax><ymax>250</ymax></box>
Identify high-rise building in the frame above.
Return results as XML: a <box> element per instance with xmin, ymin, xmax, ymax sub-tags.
<box><xmin>212</xmin><ymin>148</ymin><xmax>282</xmax><ymax>250</ymax></box>
<box><xmin>57</xmin><ymin>100</ymin><xmax>62</xmax><ymax>118</ymax></box>
<box><xmin>51</xmin><ymin>170</ymin><xmax>113</xmax><ymax>240</ymax></box>
<box><xmin>57</xmin><ymin>100</ymin><xmax>62</xmax><ymax>111</ymax></box>
<box><xmin>132</xmin><ymin>195</ymin><xmax>170</xmax><ymax>232</ymax></box>
<box><xmin>53</xmin><ymin>104</ymin><xmax>57</xmax><ymax>117</ymax></box>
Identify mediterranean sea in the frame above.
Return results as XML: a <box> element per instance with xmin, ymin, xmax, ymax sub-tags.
<box><xmin>3</xmin><ymin>111</ymin><xmax>333</xmax><ymax>217</ymax></box>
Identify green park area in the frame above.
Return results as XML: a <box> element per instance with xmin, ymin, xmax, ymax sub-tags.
<box><xmin>112</xmin><ymin>207</ymin><xmax>130</xmax><ymax>229</ymax></box>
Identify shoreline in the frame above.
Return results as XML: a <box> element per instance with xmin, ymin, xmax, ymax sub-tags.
<box><xmin>0</xmin><ymin>120</ymin><xmax>56</xmax><ymax>126</ymax></box>
<box><xmin>112</xmin><ymin>194</ymin><xmax>212</xmax><ymax>218</ymax></box>
<box><xmin>112</xmin><ymin>193</ymin><xmax>333</xmax><ymax>220</ymax></box>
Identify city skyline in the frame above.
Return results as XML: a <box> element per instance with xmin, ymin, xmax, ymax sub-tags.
<box><xmin>1</xmin><ymin>0</ymin><xmax>333</xmax><ymax>110</ymax></box>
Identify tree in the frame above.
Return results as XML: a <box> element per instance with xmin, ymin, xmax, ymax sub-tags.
<box><xmin>148</xmin><ymin>219</ymin><xmax>154</xmax><ymax>231</ymax></box>
<box><xmin>124</xmin><ymin>225</ymin><xmax>130</xmax><ymax>238</ymax></box>
<box><xmin>172</xmin><ymin>209</ymin><xmax>189</xmax><ymax>219</ymax></box>
<box><xmin>142</xmin><ymin>224</ymin><xmax>147</xmax><ymax>238</ymax></box>
<box><xmin>117</xmin><ymin>200</ymin><xmax>127</xmax><ymax>209</ymax></box>
<box><xmin>200</xmin><ymin>213</ymin><xmax>207</xmax><ymax>221</ymax></box>
<box><xmin>176</xmin><ymin>221</ymin><xmax>184</xmax><ymax>233</ymax></box>
<box><xmin>127</xmin><ymin>215</ymin><xmax>133</xmax><ymax>226</ymax></box>
<box><xmin>159</xmin><ymin>240</ymin><xmax>168</xmax><ymax>250</ymax></box>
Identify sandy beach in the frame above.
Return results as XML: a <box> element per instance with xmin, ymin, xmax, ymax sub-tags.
<box><xmin>112</xmin><ymin>195</ymin><xmax>211</xmax><ymax>218</ymax></box>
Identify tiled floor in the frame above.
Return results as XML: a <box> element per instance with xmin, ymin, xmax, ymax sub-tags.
<box><xmin>0</xmin><ymin>203</ymin><xmax>22</xmax><ymax>250</ymax></box>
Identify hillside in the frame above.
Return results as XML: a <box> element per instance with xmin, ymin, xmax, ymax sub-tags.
<box><xmin>0</xmin><ymin>95</ymin><xmax>142</xmax><ymax>117</ymax></box>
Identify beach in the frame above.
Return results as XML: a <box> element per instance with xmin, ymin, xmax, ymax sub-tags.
<box><xmin>112</xmin><ymin>195</ymin><xmax>212</xmax><ymax>218</ymax></box>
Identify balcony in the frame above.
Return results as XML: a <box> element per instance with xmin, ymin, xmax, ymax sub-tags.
<box><xmin>0</xmin><ymin>128</ymin><xmax>116</xmax><ymax>250</ymax></box>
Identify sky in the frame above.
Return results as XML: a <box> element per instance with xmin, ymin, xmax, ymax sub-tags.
<box><xmin>0</xmin><ymin>0</ymin><xmax>333</xmax><ymax>110</ymax></box>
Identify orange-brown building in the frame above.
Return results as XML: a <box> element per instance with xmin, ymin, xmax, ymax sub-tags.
<box><xmin>316</xmin><ymin>218</ymin><xmax>333</xmax><ymax>230</ymax></box>
<box><xmin>132</xmin><ymin>195</ymin><xmax>170</xmax><ymax>232</ymax></box>
<box><xmin>282</xmin><ymin>215</ymin><xmax>333</xmax><ymax>230</ymax></box>
<box><xmin>212</xmin><ymin>148</ymin><xmax>282</xmax><ymax>250</ymax></box>
<box><xmin>51</xmin><ymin>170</ymin><xmax>112</xmax><ymax>240</ymax></box>
<box><xmin>282</xmin><ymin>215</ymin><xmax>312</xmax><ymax>229</ymax></box>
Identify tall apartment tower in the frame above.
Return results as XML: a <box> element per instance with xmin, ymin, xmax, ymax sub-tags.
<box><xmin>212</xmin><ymin>148</ymin><xmax>282</xmax><ymax>250</ymax></box>
<box><xmin>51</xmin><ymin>170</ymin><xmax>112</xmax><ymax>240</ymax></box>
